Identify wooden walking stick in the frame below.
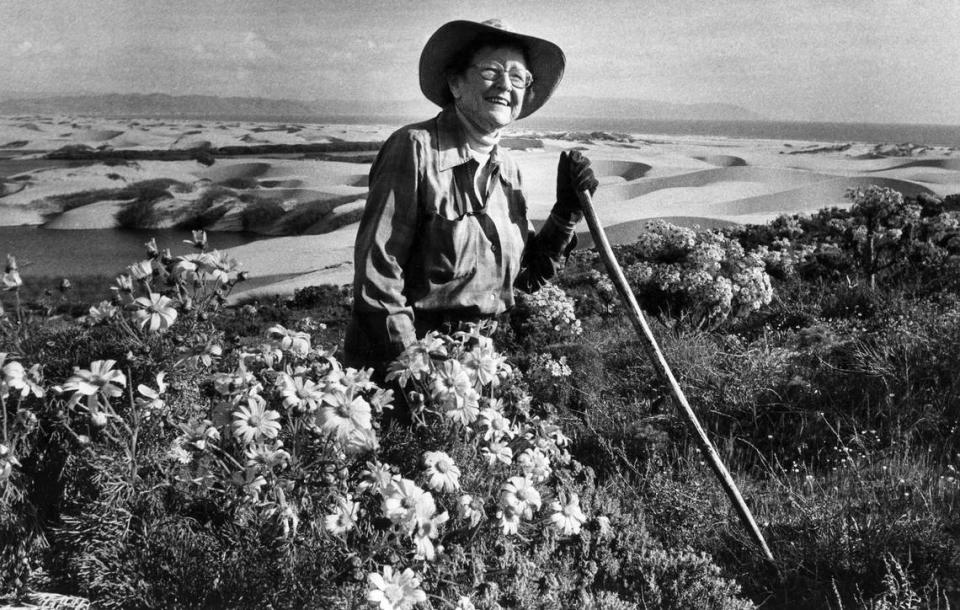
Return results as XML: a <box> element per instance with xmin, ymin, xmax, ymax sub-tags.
<box><xmin>577</xmin><ymin>190</ymin><xmax>775</xmax><ymax>562</ymax></box>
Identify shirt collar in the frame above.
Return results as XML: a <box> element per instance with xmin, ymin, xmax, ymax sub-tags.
<box><xmin>434</xmin><ymin>107</ymin><xmax>518</xmax><ymax>186</ymax></box>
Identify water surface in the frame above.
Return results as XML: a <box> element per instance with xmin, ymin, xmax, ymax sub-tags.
<box><xmin>0</xmin><ymin>226</ymin><xmax>264</xmax><ymax>279</ymax></box>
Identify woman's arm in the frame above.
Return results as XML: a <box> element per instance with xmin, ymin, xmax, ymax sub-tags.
<box><xmin>516</xmin><ymin>151</ymin><xmax>598</xmax><ymax>291</ymax></box>
<box><xmin>352</xmin><ymin>130</ymin><xmax>423</xmax><ymax>350</ymax></box>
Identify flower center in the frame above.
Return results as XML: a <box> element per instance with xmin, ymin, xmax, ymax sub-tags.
<box><xmin>249</xmin><ymin>414</ymin><xmax>262</xmax><ymax>427</ymax></box>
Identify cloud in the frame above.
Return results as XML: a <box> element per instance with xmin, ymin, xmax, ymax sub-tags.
<box><xmin>10</xmin><ymin>39</ymin><xmax>64</xmax><ymax>57</ymax></box>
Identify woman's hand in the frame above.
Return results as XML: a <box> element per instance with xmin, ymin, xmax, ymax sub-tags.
<box><xmin>555</xmin><ymin>150</ymin><xmax>599</xmax><ymax>219</ymax></box>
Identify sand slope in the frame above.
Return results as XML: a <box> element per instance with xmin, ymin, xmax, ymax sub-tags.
<box><xmin>1</xmin><ymin>114</ymin><xmax>957</xmax><ymax>299</ymax></box>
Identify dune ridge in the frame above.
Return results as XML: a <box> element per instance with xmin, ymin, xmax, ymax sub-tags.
<box><xmin>1</xmin><ymin>114</ymin><xmax>957</xmax><ymax>299</ymax></box>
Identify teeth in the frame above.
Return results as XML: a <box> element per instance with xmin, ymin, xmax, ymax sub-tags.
<box><xmin>486</xmin><ymin>97</ymin><xmax>510</xmax><ymax>106</ymax></box>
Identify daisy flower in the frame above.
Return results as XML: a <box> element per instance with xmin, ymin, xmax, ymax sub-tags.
<box><xmin>133</xmin><ymin>292</ymin><xmax>178</xmax><ymax>332</ymax></box>
<box><xmin>244</xmin><ymin>443</ymin><xmax>291</xmax><ymax>469</ymax></box>
<box><xmin>481</xmin><ymin>440</ymin><xmax>513</xmax><ymax>466</ymax></box>
<box><xmin>135</xmin><ymin>372</ymin><xmax>167</xmax><ymax>418</ymax></box>
<box><xmin>517</xmin><ymin>448</ymin><xmax>552</xmax><ymax>483</ymax></box>
<box><xmin>444</xmin><ymin>387</ymin><xmax>480</xmax><ymax>426</ymax></box>
<box><xmin>145</xmin><ymin>237</ymin><xmax>159</xmax><ymax>258</ymax></box>
<box><xmin>366</xmin><ymin>566</ymin><xmax>427</xmax><ymax>610</ymax></box>
<box><xmin>461</xmin><ymin>343</ymin><xmax>507</xmax><ymax>386</ymax></box>
<box><xmin>413</xmin><ymin>510</ymin><xmax>448</xmax><ymax>561</ymax></box>
<box><xmin>319</xmin><ymin>389</ymin><xmax>372</xmax><ymax>439</ymax></box>
<box><xmin>358</xmin><ymin>461</ymin><xmax>398</xmax><ymax>495</ymax></box>
<box><xmin>201</xmin><ymin>250</ymin><xmax>239</xmax><ymax>284</ymax></box>
<box><xmin>184</xmin><ymin>229</ymin><xmax>207</xmax><ymax>250</ymax></box>
<box><xmin>456</xmin><ymin>494</ymin><xmax>483</xmax><ymax>528</ymax></box>
<box><xmin>127</xmin><ymin>259</ymin><xmax>153</xmax><ymax>281</ymax></box>
<box><xmin>340</xmin><ymin>426</ymin><xmax>379</xmax><ymax>456</ymax></box>
<box><xmin>112</xmin><ymin>274</ymin><xmax>134</xmax><ymax>294</ymax></box>
<box><xmin>232</xmin><ymin>396</ymin><xmax>282</xmax><ymax>444</ymax></box>
<box><xmin>0</xmin><ymin>443</ymin><xmax>21</xmax><ymax>482</ymax></box>
<box><xmin>87</xmin><ymin>300</ymin><xmax>118</xmax><ymax>324</ymax></box>
<box><xmin>177</xmin><ymin>420</ymin><xmax>220</xmax><ymax>452</ymax></box>
<box><xmin>550</xmin><ymin>493</ymin><xmax>587</xmax><ymax>536</ymax></box>
<box><xmin>496</xmin><ymin>508</ymin><xmax>521</xmax><ymax>535</ymax></box>
<box><xmin>382</xmin><ymin>478</ymin><xmax>435</xmax><ymax>533</ymax></box>
<box><xmin>56</xmin><ymin>359</ymin><xmax>126</xmax><ymax>412</ymax></box>
<box><xmin>324</xmin><ymin>494</ymin><xmax>359</xmax><ymax>536</ymax></box>
<box><xmin>2</xmin><ymin>268</ymin><xmax>22</xmax><ymax>291</ymax></box>
<box><xmin>478</xmin><ymin>407</ymin><xmax>514</xmax><ymax>442</ymax></box>
<box><xmin>3</xmin><ymin>360</ymin><xmax>44</xmax><ymax>399</ymax></box>
<box><xmin>266</xmin><ymin>324</ymin><xmax>311</xmax><ymax>356</ymax></box>
<box><xmin>431</xmin><ymin>359</ymin><xmax>471</xmax><ymax>405</ymax></box>
<box><xmin>500</xmin><ymin>476</ymin><xmax>541</xmax><ymax>520</ymax></box>
<box><xmin>422</xmin><ymin>451</ymin><xmax>461</xmax><ymax>493</ymax></box>
<box><xmin>280</xmin><ymin>374</ymin><xmax>323</xmax><ymax>413</ymax></box>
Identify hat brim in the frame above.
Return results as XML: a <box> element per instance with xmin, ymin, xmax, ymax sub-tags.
<box><xmin>419</xmin><ymin>20</ymin><xmax>565</xmax><ymax>120</ymax></box>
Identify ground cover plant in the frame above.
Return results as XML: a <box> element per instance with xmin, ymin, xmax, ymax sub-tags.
<box><xmin>1</xmin><ymin>185</ymin><xmax>959</xmax><ymax>609</ymax></box>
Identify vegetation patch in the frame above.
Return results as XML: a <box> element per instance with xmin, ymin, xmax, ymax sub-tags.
<box><xmin>2</xmin><ymin>185</ymin><xmax>960</xmax><ymax>609</ymax></box>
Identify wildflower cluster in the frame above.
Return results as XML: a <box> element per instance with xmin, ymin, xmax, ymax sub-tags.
<box><xmin>618</xmin><ymin>220</ymin><xmax>773</xmax><ymax>330</ymax></box>
<box><xmin>86</xmin><ymin>230</ymin><xmax>246</xmax><ymax>335</ymax></box>
<box><xmin>513</xmin><ymin>281</ymin><xmax>582</xmax><ymax>344</ymax></box>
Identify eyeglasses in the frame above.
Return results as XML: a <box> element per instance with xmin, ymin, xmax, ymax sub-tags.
<box><xmin>471</xmin><ymin>63</ymin><xmax>534</xmax><ymax>89</ymax></box>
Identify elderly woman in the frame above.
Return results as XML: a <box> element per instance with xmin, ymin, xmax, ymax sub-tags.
<box><xmin>344</xmin><ymin>18</ymin><xmax>597</xmax><ymax>377</ymax></box>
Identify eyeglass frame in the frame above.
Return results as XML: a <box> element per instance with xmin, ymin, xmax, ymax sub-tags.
<box><xmin>470</xmin><ymin>62</ymin><xmax>534</xmax><ymax>89</ymax></box>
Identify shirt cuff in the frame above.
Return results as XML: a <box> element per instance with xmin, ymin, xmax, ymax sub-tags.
<box><xmin>386</xmin><ymin>311</ymin><xmax>417</xmax><ymax>348</ymax></box>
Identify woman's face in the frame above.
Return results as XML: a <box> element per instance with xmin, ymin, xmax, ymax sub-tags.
<box><xmin>449</xmin><ymin>45</ymin><xmax>527</xmax><ymax>133</ymax></box>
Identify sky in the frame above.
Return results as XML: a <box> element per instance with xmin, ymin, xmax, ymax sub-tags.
<box><xmin>1</xmin><ymin>0</ymin><xmax>958</xmax><ymax>125</ymax></box>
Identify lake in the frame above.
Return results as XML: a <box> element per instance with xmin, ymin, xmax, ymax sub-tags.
<box><xmin>0</xmin><ymin>226</ymin><xmax>265</xmax><ymax>279</ymax></box>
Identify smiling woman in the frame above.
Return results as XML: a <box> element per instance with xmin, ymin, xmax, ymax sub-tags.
<box><xmin>343</xmin><ymin>18</ymin><xmax>600</xmax><ymax>401</ymax></box>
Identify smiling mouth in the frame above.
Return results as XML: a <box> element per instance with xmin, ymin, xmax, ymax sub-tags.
<box><xmin>485</xmin><ymin>97</ymin><xmax>511</xmax><ymax>107</ymax></box>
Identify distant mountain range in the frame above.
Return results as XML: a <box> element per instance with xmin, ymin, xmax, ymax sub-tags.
<box><xmin>0</xmin><ymin>92</ymin><xmax>764</xmax><ymax>122</ymax></box>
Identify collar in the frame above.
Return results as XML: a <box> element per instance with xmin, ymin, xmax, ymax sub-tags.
<box><xmin>434</xmin><ymin>107</ymin><xmax>518</xmax><ymax>186</ymax></box>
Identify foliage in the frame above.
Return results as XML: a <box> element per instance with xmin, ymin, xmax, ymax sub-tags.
<box><xmin>583</xmin><ymin>220</ymin><xmax>774</xmax><ymax>331</ymax></box>
<box><xmin>5</xmin><ymin>185</ymin><xmax>960</xmax><ymax>608</ymax></box>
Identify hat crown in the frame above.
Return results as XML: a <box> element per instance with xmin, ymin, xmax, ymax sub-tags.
<box><xmin>479</xmin><ymin>18</ymin><xmax>513</xmax><ymax>32</ymax></box>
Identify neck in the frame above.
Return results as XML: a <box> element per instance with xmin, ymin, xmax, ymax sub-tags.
<box><xmin>454</xmin><ymin>105</ymin><xmax>500</xmax><ymax>154</ymax></box>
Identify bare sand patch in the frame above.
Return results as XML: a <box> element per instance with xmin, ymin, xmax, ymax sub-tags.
<box><xmin>43</xmin><ymin>199</ymin><xmax>131</xmax><ymax>229</ymax></box>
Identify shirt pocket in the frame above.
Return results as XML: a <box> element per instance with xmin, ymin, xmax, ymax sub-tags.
<box><xmin>422</xmin><ymin>209</ymin><xmax>480</xmax><ymax>284</ymax></box>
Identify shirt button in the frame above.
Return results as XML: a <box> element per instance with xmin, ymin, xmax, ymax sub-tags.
<box><xmin>491</xmin><ymin>244</ymin><xmax>499</xmax><ymax>253</ymax></box>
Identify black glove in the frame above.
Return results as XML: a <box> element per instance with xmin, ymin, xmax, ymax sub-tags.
<box><xmin>554</xmin><ymin>150</ymin><xmax>599</xmax><ymax>221</ymax></box>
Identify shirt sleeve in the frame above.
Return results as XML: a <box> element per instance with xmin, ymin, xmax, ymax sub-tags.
<box><xmin>352</xmin><ymin>130</ymin><xmax>422</xmax><ymax>348</ymax></box>
<box><xmin>515</xmin><ymin>168</ymin><xmax>579</xmax><ymax>292</ymax></box>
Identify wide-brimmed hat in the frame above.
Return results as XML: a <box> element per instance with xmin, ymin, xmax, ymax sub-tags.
<box><xmin>419</xmin><ymin>19</ymin><xmax>565</xmax><ymax>120</ymax></box>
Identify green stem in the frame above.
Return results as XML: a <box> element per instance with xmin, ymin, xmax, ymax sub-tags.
<box><xmin>0</xmin><ymin>392</ymin><xmax>8</xmax><ymax>444</ymax></box>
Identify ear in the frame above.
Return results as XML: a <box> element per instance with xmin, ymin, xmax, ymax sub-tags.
<box><xmin>447</xmin><ymin>73</ymin><xmax>465</xmax><ymax>100</ymax></box>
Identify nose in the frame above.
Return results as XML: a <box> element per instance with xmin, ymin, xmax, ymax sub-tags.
<box><xmin>492</xmin><ymin>71</ymin><xmax>513</xmax><ymax>90</ymax></box>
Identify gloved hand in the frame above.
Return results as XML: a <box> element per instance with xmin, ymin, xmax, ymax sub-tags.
<box><xmin>554</xmin><ymin>150</ymin><xmax>599</xmax><ymax>222</ymax></box>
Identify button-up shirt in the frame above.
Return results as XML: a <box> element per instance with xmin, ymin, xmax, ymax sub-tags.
<box><xmin>352</xmin><ymin>107</ymin><xmax>576</xmax><ymax>348</ymax></box>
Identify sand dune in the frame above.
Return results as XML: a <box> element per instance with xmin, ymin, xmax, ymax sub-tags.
<box><xmin>1</xmin><ymin>114</ymin><xmax>957</xmax><ymax>298</ymax></box>
<box><xmin>693</xmin><ymin>154</ymin><xmax>747</xmax><ymax>167</ymax></box>
<box><xmin>867</xmin><ymin>158</ymin><xmax>960</xmax><ymax>172</ymax></box>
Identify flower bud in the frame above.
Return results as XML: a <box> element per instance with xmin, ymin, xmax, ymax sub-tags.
<box><xmin>90</xmin><ymin>412</ymin><xmax>109</xmax><ymax>428</ymax></box>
